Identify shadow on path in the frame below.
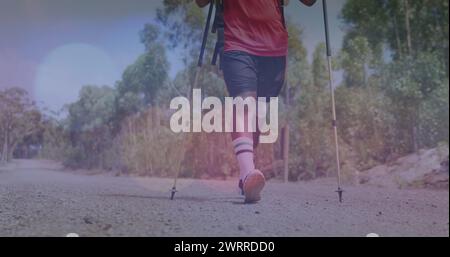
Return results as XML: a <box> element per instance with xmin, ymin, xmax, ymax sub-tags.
<box><xmin>99</xmin><ymin>193</ymin><xmax>244</xmax><ymax>204</ymax></box>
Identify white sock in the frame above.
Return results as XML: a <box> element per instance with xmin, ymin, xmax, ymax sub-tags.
<box><xmin>232</xmin><ymin>137</ymin><xmax>255</xmax><ymax>181</ymax></box>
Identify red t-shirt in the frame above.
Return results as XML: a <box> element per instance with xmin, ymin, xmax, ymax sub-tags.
<box><xmin>223</xmin><ymin>0</ymin><xmax>288</xmax><ymax>57</ymax></box>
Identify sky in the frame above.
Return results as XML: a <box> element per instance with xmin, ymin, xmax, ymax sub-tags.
<box><xmin>0</xmin><ymin>0</ymin><xmax>346</xmax><ymax>112</ymax></box>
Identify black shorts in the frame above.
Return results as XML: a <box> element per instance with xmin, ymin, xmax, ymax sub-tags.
<box><xmin>222</xmin><ymin>51</ymin><xmax>287</xmax><ymax>99</ymax></box>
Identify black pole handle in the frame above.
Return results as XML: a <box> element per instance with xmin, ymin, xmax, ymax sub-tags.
<box><xmin>198</xmin><ymin>2</ymin><xmax>214</xmax><ymax>67</ymax></box>
<box><xmin>322</xmin><ymin>0</ymin><xmax>332</xmax><ymax>57</ymax></box>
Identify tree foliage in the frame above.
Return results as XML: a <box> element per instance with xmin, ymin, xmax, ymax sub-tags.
<box><xmin>339</xmin><ymin>0</ymin><xmax>449</xmax><ymax>155</ymax></box>
<box><xmin>0</xmin><ymin>88</ymin><xmax>42</xmax><ymax>162</ymax></box>
<box><xmin>13</xmin><ymin>0</ymin><xmax>447</xmax><ymax>181</ymax></box>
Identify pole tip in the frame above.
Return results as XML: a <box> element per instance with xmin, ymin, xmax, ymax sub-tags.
<box><xmin>170</xmin><ymin>187</ymin><xmax>177</xmax><ymax>200</ymax></box>
<box><xmin>336</xmin><ymin>187</ymin><xmax>344</xmax><ymax>203</ymax></box>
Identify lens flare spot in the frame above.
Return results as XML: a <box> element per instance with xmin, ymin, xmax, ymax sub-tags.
<box><xmin>34</xmin><ymin>43</ymin><xmax>119</xmax><ymax>113</ymax></box>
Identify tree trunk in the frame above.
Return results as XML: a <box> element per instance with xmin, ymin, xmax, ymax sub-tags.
<box><xmin>1</xmin><ymin>130</ymin><xmax>8</xmax><ymax>163</ymax></box>
<box><xmin>283</xmin><ymin>80</ymin><xmax>290</xmax><ymax>183</ymax></box>
<box><xmin>403</xmin><ymin>0</ymin><xmax>412</xmax><ymax>55</ymax></box>
<box><xmin>283</xmin><ymin>125</ymin><xmax>290</xmax><ymax>183</ymax></box>
<box><xmin>412</xmin><ymin>125</ymin><xmax>418</xmax><ymax>153</ymax></box>
<box><xmin>8</xmin><ymin>141</ymin><xmax>19</xmax><ymax>162</ymax></box>
<box><xmin>363</xmin><ymin>63</ymin><xmax>368</xmax><ymax>87</ymax></box>
<box><xmin>411</xmin><ymin>107</ymin><xmax>419</xmax><ymax>153</ymax></box>
<box><xmin>393</xmin><ymin>14</ymin><xmax>403</xmax><ymax>58</ymax></box>
<box><xmin>129</xmin><ymin>118</ymin><xmax>138</xmax><ymax>173</ymax></box>
<box><xmin>144</xmin><ymin>113</ymin><xmax>151</xmax><ymax>173</ymax></box>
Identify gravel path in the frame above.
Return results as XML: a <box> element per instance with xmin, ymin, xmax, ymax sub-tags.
<box><xmin>0</xmin><ymin>160</ymin><xmax>448</xmax><ymax>237</ymax></box>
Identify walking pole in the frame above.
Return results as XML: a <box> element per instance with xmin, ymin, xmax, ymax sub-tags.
<box><xmin>171</xmin><ymin>1</ymin><xmax>215</xmax><ymax>200</ymax></box>
<box><xmin>322</xmin><ymin>0</ymin><xmax>344</xmax><ymax>202</ymax></box>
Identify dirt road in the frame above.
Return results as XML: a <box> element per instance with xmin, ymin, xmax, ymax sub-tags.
<box><xmin>0</xmin><ymin>159</ymin><xmax>448</xmax><ymax>237</ymax></box>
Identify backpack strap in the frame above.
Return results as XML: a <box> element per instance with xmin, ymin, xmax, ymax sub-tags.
<box><xmin>209</xmin><ymin>0</ymin><xmax>286</xmax><ymax>67</ymax></box>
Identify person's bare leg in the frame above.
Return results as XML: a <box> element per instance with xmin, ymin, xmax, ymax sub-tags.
<box><xmin>231</xmin><ymin>92</ymin><xmax>256</xmax><ymax>183</ymax></box>
<box><xmin>231</xmin><ymin>92</ymin><xmax>265</xmax><ymax>203</ymax></box>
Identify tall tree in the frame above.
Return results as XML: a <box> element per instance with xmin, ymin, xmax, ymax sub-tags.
<box><xmin>0</xmin><ymin>88</ymin><xmax>42</xmax><ymax>162</ymax></box>
<box><xmin>312</xmin><ymin>43</ymin><xmax>329</xmax><ymax>89</ymax></box>
<box><xmin>341</xmin><ymin>0</ymin><xmax>449</xmax><ymax>153</ymax></box>
<box><xmin>342</xmin><ymin>0</ymin><xmax>449</xmax><ymax>68</ymax></box>
<box><xmin>66</xmin><ymin>85</ymin><xmax>116</xmax><ymax>168</ymax></box>
<box><xmin>339</xmin><ymin>36</ymin><xmax>374</xmax><ymax>87</ymax></box>
<box><xmin>286</xmin><ymin>23</ymin><xmax>311</xmax><ymax>103</ymax></box>
<box><xmin>117</xmin><ymin>24</ymin><xmax>169</xmax><ymax>106</ymax></box>
<box><xmin>156</xmin><ymin>0</ymin><xmax>207</xmax><ymax>63</ymax></box>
